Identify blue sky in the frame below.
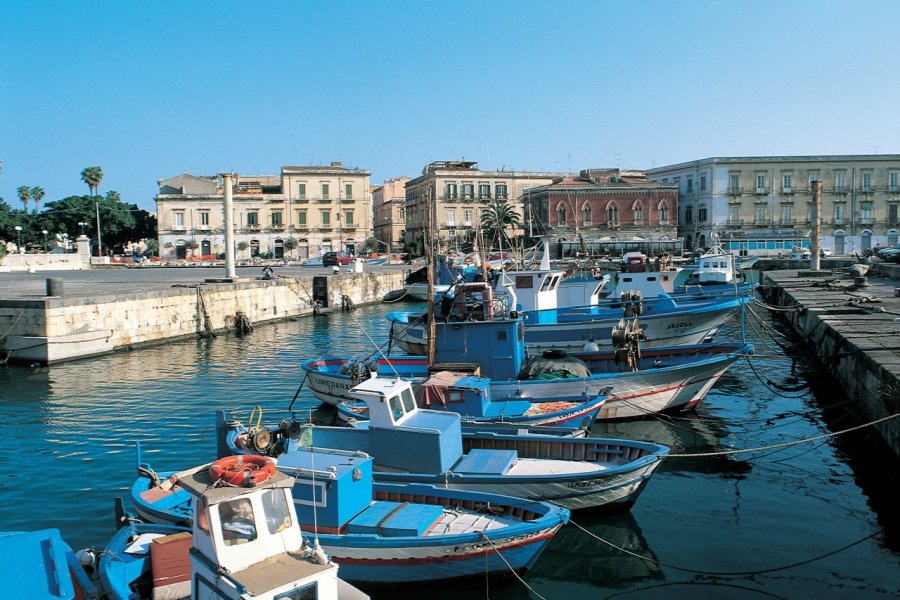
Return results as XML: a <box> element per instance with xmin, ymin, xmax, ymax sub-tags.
<box><xmin>2</xmin><ymin>0</ymin><xmax>899</xmax><ymax>211</ymax></box>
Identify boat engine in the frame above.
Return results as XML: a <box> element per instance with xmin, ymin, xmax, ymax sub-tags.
<box><xmin>620</xmin><ymin>290</ymin><xmax>644</xmax><ymax>317</ymax></box>
<box><xmin>612</xmin><ymin>318</ymin><xmax>644</xmax><ymax>372</ymax></box>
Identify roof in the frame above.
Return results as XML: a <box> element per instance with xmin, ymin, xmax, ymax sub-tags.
<box><xmin>176</xmin><ymin>462</ymin><xmax>294</xmax><ymax>504</ymax></box>
<box><xmin>646</xmin><ymin>154</ymin><xmax>900</xmax><ymax>174</ymax></box>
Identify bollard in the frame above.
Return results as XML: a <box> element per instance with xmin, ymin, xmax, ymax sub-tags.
<box><xmin>46</xmin><ymin>278</ymin><xmax>64</xmax><ymax>297</ymax></box>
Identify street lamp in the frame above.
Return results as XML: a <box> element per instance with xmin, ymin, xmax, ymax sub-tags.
<box><xmin>42</xmin><ymin>230</ymin><xmax>48</xmax><ymax>253</ymax></box>
<box><xmin>14</xmin><ymin>225</ymin><xmax>23</xmax><ymax>252</ymax></box>
<box><xmin>78</xmin><ymin>221</ymin><xmax>86</xmax><ymax>236</ymax></box>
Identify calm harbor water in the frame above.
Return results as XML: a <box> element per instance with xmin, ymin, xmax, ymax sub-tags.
<box><xmin>1</xmin><ymin>301</ymin><xmax>898</xmax><ymax>599</ymax></box>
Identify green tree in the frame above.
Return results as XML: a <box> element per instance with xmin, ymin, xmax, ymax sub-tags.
<box><xmin>480</xmin><ymin>200</ymin><xmax>522</xmax><ymax>247</ymax></box>
<box><xmin>80</xmin><ymin>166</ymin><xmax>104</xmax><ymax>196</ymax></box>
<box><xmin>144</xmin><ymin>239</ymin><xmax>159</xmax><ymax>257</ymax></box>
<box><xmin>237</xmin><ymin>241</ymin><xmax>250</xmax><ymax>257</ymax></box>
<box><xmin>31</xmin><ymin>187</ymin><xmax>44</xmax><ymax>213</ymax></box>
<box><xmin>283</xmin><ymin>237</ymin><xmax>298</xmax><ymax>257</ymax></box>
<box><xmin>186</xmin><ymin>239</ymin><xmax>199</xmax><ymax>258</ymax></box>
<box><xmin>17</xmin><ymin>186</ymin><xmax>31</xmax><ymax>212</ymax></box>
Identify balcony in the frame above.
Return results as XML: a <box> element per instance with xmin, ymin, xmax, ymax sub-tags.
<box><xmin>859</xmin><ymin>185</ymin><xmax>876</xmax><ymax>194</ymax></box>
<box><xmin>726</xmin><ymin>186</ymin><xmax>742</xmax><ymax>196</ymax></box>
<box><xmin>860</xmin><ymin>217</ymin><xmax>875</xmax><ymax>226</ymax></box>
<box><xmin>779</xmin><ymin>219</ymin><xmax>798</xmax><ymax>227</ymax></box>
<box><xmin>754</xmin><ymin>187</ymin><xmax>769</xmax><ymax>195</ymax></box>
<box><xmin>245</xmin><ymin>223</ymin><xmax>261</xmax><ymax>230</ymax></box>
<box><xmin>781</xmin><ymin>187</ymin><xmax>794</xmax><ymax>195</ymax></box>
<box><xmin>752</xmin><ymin>220</ymin><xmax>774</xmax><ymax>228</ymax></box>
<box><xmin>831</xmin><ymin>186</ymin><xmax>849</xmax><ymax>195</ymax></box>
<box><xmin>315</xmin><ymin>197</ymin><xmax>331</xmax><ymax>203</ymax></box>
<box><xmin>292</xmin><ymin>224</ymin><xmax>308</xmax><ymax>230</ymax></box>
<box><xmin>340</xmin><ymin>197</ymin><xmax>355</xmax><ymax>203</ymax></box>
<box><xmin>294</xmin><ymin>197</ymin><xmax>309</xmax><ymax>203</ymax></box>
<box><xmin>833</xmin><ymin>218</ymin><xmax>846</xmax><ymax>225</ymax></box>
<box><xmin>726</xmin><ymin>219</ymin><xmax>743</xmax><ymax>228</ymax></box>
<box><xmin>270</xmin><ymin>223</ymin><xmax>285</xmax><ymax>231</ymax></box>
<box><xmin>889</xmin><ymin>185</ymin><xmax>900</xmax><ymax>194</ymax></box>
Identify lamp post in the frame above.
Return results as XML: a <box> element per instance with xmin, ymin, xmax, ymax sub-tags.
<box><xmin>78</xmin><ymin>221</ymin><xmax>86</xmax><ymax>236</ymax></box>
<box><xmin>42</xmin><ymin>230</ymin><xmax>48</xmax><ymax>253</ymax></box>
<box><xmin>95</xmin><ymin>201</ymin><xmax>103</xmax><ymax>257</ymax></box>
<box><xmin>14</xmin><ymin>225</ymin><xmax>22</xmax><ymax>253</ymax></box>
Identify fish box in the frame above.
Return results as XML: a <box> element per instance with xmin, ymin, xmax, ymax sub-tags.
<box><xmin>345</xmin><ymin>501</ymin><xmax>443</xmax><ymax>537</ymax></box>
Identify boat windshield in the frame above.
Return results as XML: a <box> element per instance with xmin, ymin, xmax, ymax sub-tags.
<box><xmin>400</xmin><ymin>387</ymin><xmax>416</xmax><ymax>413</ymax></box>
<box><xmin>262</xmin><ymin>488</ymin><xmax>292</xmax><ymax>534</ymax></box>
<box><xmin>220</xmin><ymin>498</ymin><xmax>257</xmax><ymax>546</ymax></box>
<box><xmin>388</xmin><ymin>395</ymin><xmax>404</xmax><ymax>421</ymax></box>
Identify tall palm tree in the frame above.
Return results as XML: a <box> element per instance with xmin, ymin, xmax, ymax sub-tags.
<box><xmin>480</xmin><ymin>200</ymin><xmax>522</xmax><ymax>247</ymax></box>
<box><xmin>16</xmin><ymin>185</ymin><xmax>31</xmax><ymax>212</ymax></box>
<box><xmin>31</xmin><ymin>186</ymin><xmax>44</xmax><ymax>213</ymax></box>
<box><xmin>80</xmin><ymin>166</ymin><xmax>104</xmax><ymax>196</ymax></box>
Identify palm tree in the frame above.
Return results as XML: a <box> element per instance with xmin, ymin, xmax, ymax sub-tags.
<box><xmin>480</xmin><ymin>200</ymin><xmax>522</xmax><ymax>248</ymax></box>
<box><xmin>105</xmin><ymin>190</ymin><xmax>121</xmax><ymax>203</ymax></box>
<box><xmin>80</xmin><ymin>166</ymin><xmax>104</xmax><ymax>196</ymax></box>
<box><xmin>16</xmin><ymin>186</ymin><xmax>31</xmax><ymax>212</ymax></box>
<box><xmin>31</xmin><ymin>186</ymin><xmax>44</xmax><ymax>213</ymax></box>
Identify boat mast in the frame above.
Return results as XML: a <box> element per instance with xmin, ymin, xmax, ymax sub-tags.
<box><xmin>426</xmin><ymin>187</ymin><xmax>436</xmax><ymax>368</ymax></box>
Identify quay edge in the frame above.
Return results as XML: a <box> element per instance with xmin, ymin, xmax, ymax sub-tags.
<box><xmin>0</xmin><ymin>271</ymin><xmax>405</xmax><ymax>365</ymax></box>
<box><xmin>759</xmin><ymin>267</ymin><xmax>900</xmax><ymax>458</ymax></box>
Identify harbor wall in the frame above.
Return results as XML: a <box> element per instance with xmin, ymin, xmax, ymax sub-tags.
<box><xmin>760</xmin><ymin>271</ymin><xmax>900</xmax><ymax>456</ymax></box>
<box><xmin>0</xmin><ymin>271</ymin><xmax>406</xmax><ymax>364</ymax></box>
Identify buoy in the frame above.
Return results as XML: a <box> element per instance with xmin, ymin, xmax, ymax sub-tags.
<box><xmin>209</xmin><ymin>455</ymin><xmax>276</xmax><ymax>486</ymax></box>
<box><xmin>583</xmin><ymin>339</ymin><xmax>600</xmax><ymax>352</ymax></box>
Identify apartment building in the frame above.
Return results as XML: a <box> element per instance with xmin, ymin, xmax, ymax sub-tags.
<box><xmin>403</xmin><ymin>161</ymin><xmax>567</xmax><ymax>248</ymax></box>
<box><xmin>156</xmin><ymin>162</ymin><xmax>371</xmax><ymax>260</ymax></box>
<box><xmin>647</xmin><ymin>155</ymin><xmax>900</xmax><ymax>256</ymax></box>
<box><xmin>372</xmin><ymin>176</ymin><xmax>410</xmax><ymax>251</ymax></box>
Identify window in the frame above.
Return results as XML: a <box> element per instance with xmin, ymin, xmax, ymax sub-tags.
<box><xmin>388</xmin><ymin>395</ymin><xmax>404</xmax><ymax>421</ymax></box>
<box><xmin>686</xmin><ymin>176</ymin><xmax>693</xmax><ymax>193</ymax></box>
<box><xmin>557</xmin><ymin>205</ymin><xmax>566</xmax><ymax>226</ymax></box>
<box><xmin>344</xmin><ymin>183</ymin><xmax>352</xmax><ymax>199</ymax></box>
<box><xmin>888</xmin><ymin>229</ymin><xmax>899</xmax><ymax>246</ymax></box>
<box><xmin>861</xmin><ymin>230</ymin><xmax>872</xmax><ymax>251</ymax></box>
<box><xmin>781</xmin><ymin>204</ymin><xmax>793</xmax><ymax>224</ymax></box>
<box><xmin>659</xmin><ymin>203</ymin><xmax>669</xmax><ymax>223</ymax></box>
<box><xmin>247</xmin><ymin>212</ymin><xmax>258</xmax><ymax>226</ymax></box>
<box><xmin>174</xmin><ymin>211</ymin><xmax>185</xmax><ymax>227</ymax></box>
<box><xmin>447</xmin><ymin>209</ymin><xmax>456</xmax><ymax>226</ymax></box>
<box><xmin>220</xmin><ymin>498</ymin><xmax>256</xmax><ymax>546</ymax></box>
<box><xmin>321</xmin><ymin>210</ymin><xmax>330</xmax><ymax>226</ymax></box>
<box><xmin>755</xmin><ymin>173</ymin><xmax>766</xmax><ymax>192</ymax></box>
<box><xmin>321</xmin><ymin>183</ymin><xmax>330</xmax><ymax>200</ymax></box>
<box><xmin>582</xmin><ymin>204</ymin><xmax>592</xmax><ymax>225</ymax></box>
<box><xmin>478</xmin><ymin>183</ymin><xmax>490</xmax><ymax>199</ymax></box>
<box><xmin>344</xmin><ymin>210</ymin><xmax>353</xmax><ymax>225</ymax></box>
<box><xmin>200</xmin><ymin>211</ymin><xmax>209</xmax><ymax>226</ymax></box>
<box><xmin>700</xmin><ymin>175</ymin><xmax>707</xmax><ymax>191</ymax></box>
<box><xmin>834</xmin><ymin>203</ymin><xmax>845</xmax><ymax>223</ymax></box>
<box><xmin>399</xmin><ymin>207</ymin><xmax>406</xmax><ymax>220</ymax></box>
<box><xmin>685</xmin><ymin>206</ymin><xmax>693</xmax><ymax>224</ymax></box>
<box><xmin>755</xmin><ymin>204</ymin><xmax>767</xmax><ymax>224</ymax></box>
<box><xmin>262</xmin><ymin>489</ymin><xmax>292</xmax><ymax>534</ymax></box>
<box><xmin>446</xmin><ymin>183</ymin><xmax>458</xmax><ymax>199</ymax></box>
<box><xmin>633</xmin><ymin>203</ymin><xmax>643</xmax><ymax>224</ymax></box>
<box><xmin>861</xmin><ymin>202</ymin><xmax>873</xmax><ymax>222</ymax></box>
<box><xmin>835</xmin><ymin>171</ymin><xmax>846</xmax><ymax>191</ymax></box>
<box><xmin>297</xmin><ymin>183</ymin><xmax>307</xmax><ymax>199</ymax></box>
<box><xmin>495</xmin><ymin>184</ymin><xmax>508</xmax><ymax>199</ymax></box>
<box><xmin>271</xmin><ymin>211</ymin><xmax>283</xmax><ymax>226</ymax></box>
<box><xmin>698</xmin><ymin>206</ymin><xmax>708</xmax><ymax>222</ymax></box>
<box><xmin>607</xmin><ymin>204</ymin><xmax>618</xmax><ymax>226</ymax></box>
<box><xmin>862</xmin><ymin>171</ymin><xmax>873</xmax><ymax>192</ymax></box>
<box><xmin>464</xmin><ymin>209</ymin><xmax>473</xmax><ymax>225</ymax></box>
<box><xmin>297</xmin><ymin>210</ymin><xmax>307</xmax><ymax>226</ymax></box>
<box><xmin>782</xmin><ymin>173</ymin><xmax>793</xmax><ymax>192</ymax></box>
<box><xmin>400</xmin><ymin>388</ymin><xmax>416</xmax><ymax>413</ymax></box>
<box><xmin>889</xmin><ymin>171</ymin><xmax>899</xmax><ymax>192</ymax></box>
<box><xmin>729</xmin><ymin>173</ymin><xmax>740</xmax><ymax>193</ymax></box>
<box><xmin>807</xmin><ymin>171</ymin><xmax>819</xmax><ymax>189</ymax></box>
<box><xmin>890</xmin><ymin>204</ymin><xmax>898</xmax><ymax>224</ymax></box>
<box><xmin>462</xmin><ymin>183</ymin><xmax>474</xmax><ymax>199</ymax></box>
<box><xmin>728</xmin><ymin>204</ymin><xmax>740</xmax><ymax>224</ymax></box>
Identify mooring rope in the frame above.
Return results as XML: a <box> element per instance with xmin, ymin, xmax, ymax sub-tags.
<box><xmin>344</xmin><ymin>309</ymin><xmax>400</xmax><ymax>377</ymax></box>
<box><xmin>477</xmin><ymin>532</ymin><xmax>547</xmax><ymax>600</ymax></box>
<box><xmin>568</xmin><ymin>519</ymin><xmax>881</xmax><ymax>578</ymax></box>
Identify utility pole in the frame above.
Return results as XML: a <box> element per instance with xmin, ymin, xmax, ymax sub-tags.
<box><xmin>222</xmin><ymin>173</ymin><xmax>237</xmax><ymax>279</ymax></box>
<box><xmin>811</xmin><ymin>181</ymin><xmax>822</xmax><ymax>270</ymax></box>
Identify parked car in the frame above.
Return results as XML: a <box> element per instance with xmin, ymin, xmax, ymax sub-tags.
<box><xmin>323</xmin><ymin>251</ymin><xmax>353</xmax><ymax>266</ymax></box>
<box><xmin>819</xmin><ymin>248</ymin><xmax>833</xmax><ymax>258</ymax></box>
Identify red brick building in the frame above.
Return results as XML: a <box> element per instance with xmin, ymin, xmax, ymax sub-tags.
<box><xmin>524</xmin><ymin>170</ymin><xmax>678</xmax><ymax>247</ymax></box>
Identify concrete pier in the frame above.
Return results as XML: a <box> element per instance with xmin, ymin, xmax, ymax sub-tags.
<box><xmin>0</xmin><ymin>267</ymin><xmax>405</xmax><ymax>364</ymax></box>
<box><xmin>759</xmin><ymin>267</ymin><xmax>900</xmax><ymax>456</ymax></box>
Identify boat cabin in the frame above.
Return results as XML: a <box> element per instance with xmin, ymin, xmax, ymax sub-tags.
<box><xmin>176</xmin><ymin>464</ymin><xmax>351</xmax><ymax>600</ymax></box>
<box><xmin>692</xmin><ymin>247</ymin><xmax>735</xmax><ymax>284</ymax></box>
<box><xmin>414</xmin><ymin>371</ymin><xmax>532</xmax><ymax>419</ymax></box>
<box><xmin>348</xmin><ymin>378</ymin><xmax>464</xmax><ymax>473</ymax></box>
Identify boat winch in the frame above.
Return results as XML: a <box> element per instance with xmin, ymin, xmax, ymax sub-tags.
<box><xmin>620</xmin><ymin>290</ymin><xmax>644</xmax><ymax>317</ymax></box>
<box><xmin>612</xmin><ymin>318</ymin><xmax>644</xmax><ymax>372</ymax></box>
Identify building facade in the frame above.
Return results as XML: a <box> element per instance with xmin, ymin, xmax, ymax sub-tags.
<box><xmin>156</xmin><ymin>162</ymin><xmax>371</xmax><ymax>260</ymax></box>
<box><xmin>403</xmin><ymin>161</ymin><xmax>567</xmax><ymax>250</ymax></box>
<box><xmin>646</xmin><ymin>156</ymin><xmax>900</xmax><ymax>256</ymax></box>
<box><xmin>372</xmin><ymin>176</ymin><xmax>410</xmax><ymax>252</ymax></box>
<box><xmin>524</xmin><ymin>169</ymin><xmax>678</xmax><ymax>256</ymax></box>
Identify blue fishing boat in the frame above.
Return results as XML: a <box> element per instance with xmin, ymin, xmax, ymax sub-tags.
<box><xmin>0</xmin><ymin>529</ymin><xmax>96</xmax><ymax>599</ymax></box>
<box><xmin>104</xmin><ymin>463</ymin><xmax>369</xmax><ymax>599</ymax></box>
<box><xmin>130</xmin><ymin>451</ymin><xmax>569</xmax><ymax>586</ymax></box>
<box><xmin>219</xmin><ymin>378</ymin><xmax>669</xmax><ymax>511</ymax></box>
<box><xmin>335</xmin><ymin>370</ymin><xmax>607</xmax><ymax>431</ymax></box>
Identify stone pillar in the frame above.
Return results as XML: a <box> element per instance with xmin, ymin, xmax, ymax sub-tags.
<box><xmin>222</xmin><ymin>172</ymin><xmax>237</xmax><ymax>279</ymax></box>
<box><xmin>76</xmin><ymin>234</ymin><xmax>91</xmax><ymax>261</ymax></box>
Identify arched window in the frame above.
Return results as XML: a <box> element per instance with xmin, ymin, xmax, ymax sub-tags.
<box><xmin>887</xmin><ymin>229</ymin><xmax>899</xmax><ymax>246</ymax></box>
<box><xmin>606</xmin><ymin>202</ymin><xmax>619</xmax><ymax>226</ymax></box>
<box><xmin>582</xmin><ymin>202</ymin><xmax>592</xmax><ymax>226</ymax></box>
<box><xmin>861</xmin><ymin>229</ymin><xmax>872</xmax><ymax>252</ymax></box>
<box><xmin>632</xmin><ymin>201</ymin><xmax>643</xmax><ymax>225</ymax></box>
<box><xmin>834</xmin><ymin>230</ymin><xmax>846</xmax><ymax>255</ymax></box>
<box><xmin>557</xmin><ymin>205</ymin><xmax>566</xmax><ymax>226</ymax></box>
<box><xmin>658</xmin><ymin>201</ymin><xmax>670</xmax><ymax>224</ymax></box>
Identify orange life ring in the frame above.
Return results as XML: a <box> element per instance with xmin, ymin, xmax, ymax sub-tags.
<box><xmin>209</xmin><ymin>455</ymin><xmax>276</xmax><ymax>487</ymax></box>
